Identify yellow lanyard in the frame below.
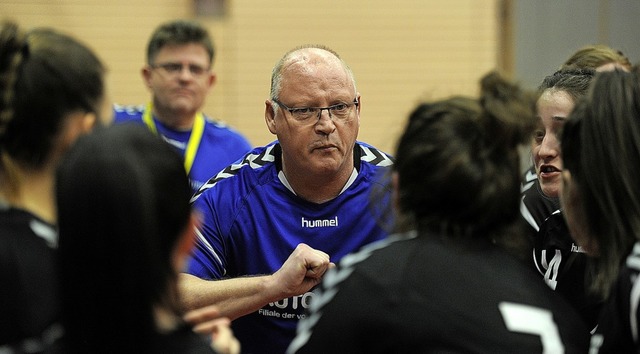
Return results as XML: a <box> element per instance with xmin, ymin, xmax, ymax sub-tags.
<box><xmin>142</xmin><ymin>102</ymin><xmax>205</xmax><ymax>175</ymax></box>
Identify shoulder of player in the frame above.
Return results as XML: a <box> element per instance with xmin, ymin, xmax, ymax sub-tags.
<box><xmin>356</xmin><ymin>141</ymin><xmax>394</xmax><ymax>168</ymax></box>
<box><xmin>113</xmin><ymin>104</ymin><xmax>145</xmax><ymax>116</ymax></box>
<box><xmin>202</xmin><ymin>115</ymin><xmax>241</xmax><ymax>132</ymax></box>
<box><xmin>335</xmin><ymin>232</ymin><xmax>416</xmax><ymax>277</ymax></box>
<box><xmin>202</xmin><ymin>116</ymin><xmax>250</xmax><ymax>140</ymax></box>
<box><xmin>112</xmin><ymin>104</ymin><xmax>145</xmax><ymax>125</ymax></box>
<box><xmin>189</xmin><ymin>143</ymin><xmax>278</xmax><ymax>204</ymax></box>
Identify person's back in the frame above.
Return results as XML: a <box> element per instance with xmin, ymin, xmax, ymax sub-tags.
<box><xmin>291</xmin><ymin>233</ymin><xmax>589</xmax><ymax>353</ymax></box>
<box><xmin>290</xmin><ymin>72</ymin><xmax>590</xmax><ymax>353</ymax></box>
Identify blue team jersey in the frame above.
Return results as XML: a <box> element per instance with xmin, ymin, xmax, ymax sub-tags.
<box><xmin>113</xmin><ymin>105</ymin><xmax>252</xmax><ymax>193</ymax></box>
<box><xmin>187</xmin><ymin>141</ymin><xmax>393</xmax><ymax>354</ymax></box>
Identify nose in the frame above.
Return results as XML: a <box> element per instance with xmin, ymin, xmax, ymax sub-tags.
<box><xmin>314</xmin><ymin>109</ymin><xmax>336</xmax><ymax>133</ymax></box>
<box><xmin>178</xmin><ymin>65</ymin><xmax>195</xmax><ymax>79</ymax></box>
<box><xmin>538</xmin><ymin>133</ymin><xmax>559</xmax><ymax>160</ymax></box>
<box><xmin>314</xmin><ymin>107</ymin><xmax>334</xmax><ymax>121</ymax></box>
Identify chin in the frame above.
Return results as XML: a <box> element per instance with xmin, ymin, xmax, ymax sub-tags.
<box><xmin>541</xmin><ymin>188</ymin><xmax>559</xmax><ymax>199</ymax></box>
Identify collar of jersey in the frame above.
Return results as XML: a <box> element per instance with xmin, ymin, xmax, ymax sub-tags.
<box><xmin>274</xmin><ymin>142</ymin><xmax>360</xmax><ymax>198</ymax></box>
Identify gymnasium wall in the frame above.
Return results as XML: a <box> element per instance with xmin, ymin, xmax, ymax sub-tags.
<box><xmin>0</xmin><ymin>1</ymin><xmax>500</xmax><ymax>152</ymax></box>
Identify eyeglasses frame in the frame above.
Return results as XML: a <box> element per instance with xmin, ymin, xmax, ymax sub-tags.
<box><xmin>271</xmin><ymin>97</ymin><xmax>359</xmax><ymax>123</ymax></box>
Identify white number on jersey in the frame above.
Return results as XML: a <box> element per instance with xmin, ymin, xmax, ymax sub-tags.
<box><xmin>499</xmin><ymin>302</ymin><xmax>564</xmax><ymax>354</ymax></box>
<box><xmin>541</xmin><ymin>249</ymin><xmax>561</xmax><ymax>290</ymax></box>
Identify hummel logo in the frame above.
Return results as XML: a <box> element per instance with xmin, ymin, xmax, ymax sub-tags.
<box><xmin>301</xmin><ymin>216</ymin><xmax>338</xmax><ymax>228</ymax></box>
<box><xmin>571</xmin><ymin>243</ymin><xmax>585</xmax><ymax>253</ymax></box>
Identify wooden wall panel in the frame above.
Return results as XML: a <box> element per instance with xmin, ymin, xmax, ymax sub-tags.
<box><xmin>0</xmin><ymin>0</ymin><xmax>499</xmax><ymax>153</ymax></box>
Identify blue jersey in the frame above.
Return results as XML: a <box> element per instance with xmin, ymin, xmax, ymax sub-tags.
<box><xmin>113</xmin><ymin>105</ymin><xmax>252</xmax><ymax>193</ymax></box>
<box><xmin>187</xmin><ymin>141</ymin><xmax>393</xmax><ymax>354</ymax></box>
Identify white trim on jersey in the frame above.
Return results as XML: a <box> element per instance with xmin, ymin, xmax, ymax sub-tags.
<box><xmin>30</xmin><ymin>219</ymin><xmax>57</xmax><ymax>249</ymax></box>
<box><xmin>339</xmin><ymin>168</ymin><xmax>358</xmax><ymax>194</ymax></box>
<box><xmin>360</xmin><ymin>145</ymin><xmax>394</xmax><ymax>167</ymax></box>
<box><xmin>627</xmin><ymin>243</ymin><xmax>640</xmax><ymax>271</ymax></box>
<box><xmin>520</xmin><ymin>195</ymin><xmax>540</xmax><ymax>232</ymax></box>
<box><xmin>533</xmin><ymin>249</ymin><xmax>544</xmax><ymax>276</ymax></box>
<box><xmin>627</xmin><ymin>243</ymin><xmax>640</xmax><ymax>343</ymax></box>
<box><xmin>278</xmin><ymin>171</ymin><xmax>297</xmax><ymax>196</ymax></box>
<box><xmin>195</xmin><ymin>227</ymin><xmax>226</xmax><ymax>276</ymax></box>
<box><xmin>190</xmin><ymin>144</ymin><xmax>277</xmax><ymax>203</ymax></box>
<box><xmin>629</xmin><ymin>275</ymin><xmax>640</xmax><ymax>343</ymax></box>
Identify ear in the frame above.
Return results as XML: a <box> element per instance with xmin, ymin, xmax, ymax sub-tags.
<box><xmin>53</xmin><ymin>110</ymin><xmax>98</xmax><ymax>161</ymax></box>
<box><xmin>265</xmin><ymin>100</ymin><xmax>277</xmax><ymax>135</ymax></box>
<box><xmin>142</xmin><ymin>65</ymin><xmax>153</xmax><ymax>89</ymax></box>
<box><xmin>355</xmin><ymin>93</ymin><xmax>361</xmax><ymax>127</ymax></box>
<box><xmin>207</xmin><ymin>71</ymin><xmax>217</xmax><ymax>88</ymax></box>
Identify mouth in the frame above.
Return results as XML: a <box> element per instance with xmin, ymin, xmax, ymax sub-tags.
<box><xmin>539</xmin><ymin>165</ymin><xmax>561</xmax><ymax>176</ymax></box>
<box><xmin>312</xmin><ymin>144</ymin><xmax>338</xmax><ymax>153</ymax></box>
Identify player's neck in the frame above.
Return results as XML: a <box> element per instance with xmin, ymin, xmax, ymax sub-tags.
<box><xmin>1</xmin><ymin>166</ymin><xmax>56</xmax><ymax>224</ymax></box>
<box><xmin>281</xmin><ymin>158</ymin><xmax>355</xmax><ymax>204</ymax></box>
<box><xmin>153</xmin><ymin>108</ymin><xmax>197</xmax><ymax>131</ymax></box>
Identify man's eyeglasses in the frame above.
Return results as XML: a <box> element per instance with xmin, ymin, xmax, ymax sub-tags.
<box><xmin>272</xmin><ymin>98</ymin><xmax>359</xmax><ymax>124</ymax></box>
<box><xmin>150</xmin><ymin>62</ymin><xmax>210</xmax><ymax>77</ymax></box>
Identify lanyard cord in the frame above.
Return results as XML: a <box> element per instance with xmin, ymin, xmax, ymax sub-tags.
<box><xmin>142</xmin><ymin>102</ymin><xmax>205</xmax><ymax>175</ymax></box>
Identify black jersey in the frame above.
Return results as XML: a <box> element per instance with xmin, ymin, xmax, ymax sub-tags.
<box><xmin>521</xmin><ymin>166</ymin><xmax>603</xmax><ymax>329</ymax></box>
<box><xmin>590</xmin><ymin>242</ymin><xmax>640</xmax><ymax>353</ymax></box>
<box><xmin>0</xmin><ymin>206</ymin><xmax>60</xmax><ymax>352</ymax></box>
<box><xmin>534</xmin><ymin>211</ymin><xmax>603</xmax><ymax>329</ymax></box>
<box><xmin>520</xmin><ymin>166</ymin><xmax>560</xmax><ymax>238</ymax></box>
<box><xmin>289</xmin><ymin>232</ymin><xmax>590</xmax><ymax>354</ymax></box>
<box><xmin>49</xmin><ymin>323</ymin><xmax>216</xmax><ymax>353</ymax></box>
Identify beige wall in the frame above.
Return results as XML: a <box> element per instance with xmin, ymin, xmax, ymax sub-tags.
<box><xmin>1</xmin><ymin>0</ymin><xmax>499</xmax><ymax>153</ymax></box>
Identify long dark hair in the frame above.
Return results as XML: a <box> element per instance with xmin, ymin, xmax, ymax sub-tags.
<box><xmin>561</xmin><ymin>69</ymin><xmax>640</xmax><ymax>297</ymax></box>
<box><xmin>0</xmin><ymin>20</ymin><xmax>104</xmax><ymax>197</ymax></box>
<box><xmin>0</xmin><ymin>21</ymin><xmax>104</xmax><ymax>169</ymax></box>
<box><xmin>394</xmin><ymin>71</ymin><xmax>536</xmax><ymax>251</ymax></box>
<box><xmin>56</xmin><ymin>124</ymin><xmax>192</xmax><ymax>352</ymax></box>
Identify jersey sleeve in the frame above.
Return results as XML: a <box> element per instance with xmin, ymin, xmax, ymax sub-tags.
<box><xmin>112</xmin><ymin>104</ymin><xmax>145</xmax><ymax>124</ymax></box>
<box><xmin>185</xmin><ymin>193</ymin><xmax>228</xmax><ymax>279</ymax></box>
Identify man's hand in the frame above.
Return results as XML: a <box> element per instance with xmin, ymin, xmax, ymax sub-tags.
<box><xmin>270</xmin><ymin>243</ymin><xmax>335</xmax><ymax>298</ymax></box>
<box><xmin>184</xmin><ymin>305</ymin><xmax>241</xmax><ymax>354</ymax></box>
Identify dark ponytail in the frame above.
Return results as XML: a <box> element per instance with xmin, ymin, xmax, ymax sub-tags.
<box><xmin>394</xmin><ymin>71</ymin><xmax>535</xmax><ymax>245</ymax></box>
<box><xmin>0</xmin><ymin>20</ymin><xmax>27</xmax><ymax>140</ymax></box>
<box><xmin>0</xmin><ymin>20</ymin><xmax>105</xmax><ymax>172</ymax></box>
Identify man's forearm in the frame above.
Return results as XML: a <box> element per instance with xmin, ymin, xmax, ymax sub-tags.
<box><xmin>178</xmin><ymin>273</ymin><xmax>284</xmax><ymax>321</ymax></box>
